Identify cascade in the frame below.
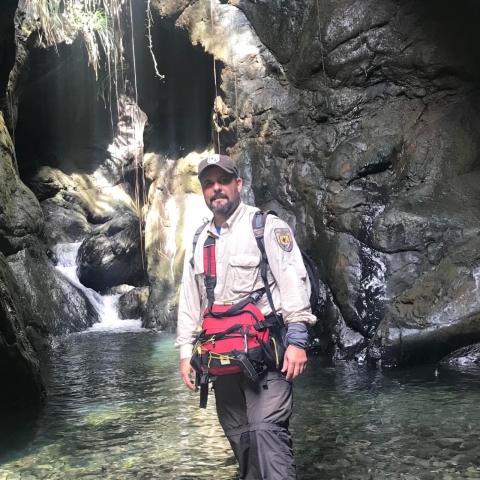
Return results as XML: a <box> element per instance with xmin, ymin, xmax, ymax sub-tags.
<box><xmin>52</xmin><ymin>242</ymin><xmax>143</xmax><ymax>333</ymax></box>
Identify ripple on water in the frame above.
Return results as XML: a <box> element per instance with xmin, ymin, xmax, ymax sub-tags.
<box><xmin>1</xmin><ymin>332</ymin><xmax>480</xmax><ymax>480</ymax></box>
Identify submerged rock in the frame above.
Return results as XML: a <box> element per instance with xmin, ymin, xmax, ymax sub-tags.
<box><xmin>77</xmin><ymin>212</ymin><xmax>145</xmax><ymax>291</ymax></box>
<box><xmin>439</xmin><ymin>343</ymin><xmax>480</xmax><ymax>367</ymax></box>
<box><xmin>0</xmin><ymin>252</ymin><xmax>44</xmax><ymax>405</ymax></box>
<box><xmin>7</xmin><ymin>247</ymin><xmax>99</xmax><ymax>339</ymax></box>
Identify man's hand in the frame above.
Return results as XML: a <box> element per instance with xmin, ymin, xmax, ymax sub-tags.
<box><xmin>180</xmin><ymin>358</ymin><xmax>196</xmax><ymax>391</ymax></box>
<box><xmin>281</xmin><ymin>345</ymin><xmax>307</xmax><ymax>381</ymax></box>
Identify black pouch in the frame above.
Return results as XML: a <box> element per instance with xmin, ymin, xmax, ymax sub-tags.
<box><xmin>260</xmin><ymin>328</ymin><xmax>286</xmax><ymax>371</ymax></box>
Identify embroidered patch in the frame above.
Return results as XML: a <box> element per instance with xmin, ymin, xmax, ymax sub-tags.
<box><xmin>207</xmin><ymin>154</ymin><xmax>220</xmax><ymax>164</ymax></box>
<box><xmin>275</xmin><ymin>228</ymin><xmax>293</xmax><ymax>252</ymax></box>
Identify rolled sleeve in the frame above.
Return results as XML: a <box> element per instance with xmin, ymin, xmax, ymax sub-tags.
<box><xmin>264</xmin><ymin>216</ymin><xmax>317</xmax><ymax>327</ymax></box>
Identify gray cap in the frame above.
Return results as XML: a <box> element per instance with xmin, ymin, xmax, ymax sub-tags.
<box><xmin>198</xmin><ymin>154</ymin><xmax>239</xmax><ymax>179</ymax></box>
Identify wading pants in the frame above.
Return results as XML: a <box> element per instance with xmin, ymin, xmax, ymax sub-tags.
<box><xmin>213</xmin><ymin>370</ymin><xmax>295</xmax><ymax>480</ymax></box>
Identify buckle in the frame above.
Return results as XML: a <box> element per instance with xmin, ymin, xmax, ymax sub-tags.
<box><xmin>250</xmin><ymin>290</ymin><xmax>263</xmax><ymax>302</ymax></box>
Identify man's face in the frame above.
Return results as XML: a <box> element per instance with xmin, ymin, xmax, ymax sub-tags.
<box><xmin>200</xmin><ymin>166</ymin><xmax>243</xmax><ymax>218</ymax></box>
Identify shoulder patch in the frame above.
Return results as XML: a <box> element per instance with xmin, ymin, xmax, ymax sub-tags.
<box><xmin>275</xmin><ymin>228</ymin><xmax>293</xmax><ymax>252</ymax></box>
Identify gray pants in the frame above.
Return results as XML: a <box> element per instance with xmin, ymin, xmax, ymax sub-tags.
<box><xmin>213</xmin><ymin>371</ymin><xmax>296</xmax><ymax>480</ymax></box>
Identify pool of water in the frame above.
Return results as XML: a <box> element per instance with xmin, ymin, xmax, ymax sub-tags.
<box><xmin>1</xmin><ymin>331</ymin><xmax>479</xmax><ymax>480</ymax></box>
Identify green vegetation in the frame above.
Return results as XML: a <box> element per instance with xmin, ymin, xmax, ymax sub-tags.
<box><xmin>25</xmin><ymin>0</ymin><xmax>122</xmax><ymax>76</ymax></box>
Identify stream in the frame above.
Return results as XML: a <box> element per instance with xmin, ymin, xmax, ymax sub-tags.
<box><xmin>0</xmin><ymin>328</ymin><xmax>479</xmax><ymax>480</ymax></box>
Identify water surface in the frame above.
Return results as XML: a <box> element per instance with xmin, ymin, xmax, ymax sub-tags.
<box><xmin>1</xmin><ymin>332</ymin><xmax>479</xmax><ymax>480</ymax></box>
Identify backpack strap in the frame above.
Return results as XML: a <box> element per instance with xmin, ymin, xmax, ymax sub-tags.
<box><xmin>189</xmin><ymin>221</ymin><xmax>209</xmax><ymax>268</ymax></box>
<box><xmin>252</xmin><ymin>210</ymin><xmax>284</xmax><ymax>328</ymax></box>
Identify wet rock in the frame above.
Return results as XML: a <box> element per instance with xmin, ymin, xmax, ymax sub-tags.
<box><xmin>316</xmin><ymin>230</ymin><xmax>388</xmax><ymax>339</ymax></box>
<box><xmin>26</xmin><ymin>166</ymin><xmax>76</xmax><ymax>202</ymax></box>
<box><xmin>41</xmin><ymin>193</ymin><xmax>92</xmax><ymax>245</ymax></box>
<box><xmin>40</xmin><ymin>183</ymin><xmax>137</xmax><ymax>247</ymax></box>
<box><xmin>118</xmin><ymin>287</ymin><xmax>149</xmax><ymax>320</ymax></box>
<box><xmin>367</xmin><ymin>236</ymin><xmax>480</xmax><ymax>367</ymax></box>
<box><xmin>77</xmin><ymin>212</ymin><xmax>145</xmax><ymax>291</ymax></box>
<box><xmin>439</xmin><ymin>343</ymin><xmax>480</xmax><ymax>367</ymax></box>
<box><xmin>0</xmin><ymin>251</ymin><xmax>44</xmax><ymax>405</ymax></box>
<box><xmin>102</xmin><ymin>284</ymin><xmax>135</xmax><ymax>296</ymax></box>
<box><xmin>0</xmin><ymin>114</ymin><xmax>44</xmax><ymax>256</ymax></box>
<box><xmin>7</xmin><ymin>247</ymin><xmax>99</xmax><ymax>338</ymax></box>
<box><xmin>198</xmin><ymin>0</ymin><xmax>480</xmax><ymax>360</ymax></box>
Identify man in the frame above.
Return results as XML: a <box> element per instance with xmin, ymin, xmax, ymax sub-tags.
<box><xmin>175</xmin><ymin>154</ymin><xmax>317</xmax><ymax>479</ymax></box>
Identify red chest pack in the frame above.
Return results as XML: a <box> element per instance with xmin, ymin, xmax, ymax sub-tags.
<box><xmin>189</xmin><ymin>222</ymin><xmax>286</xmax><ymax>408</ymax></box>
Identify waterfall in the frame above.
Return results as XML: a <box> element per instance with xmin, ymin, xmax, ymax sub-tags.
<box><xmin>52</xmin><ymin>243</ymin><xmax>144</xmax><ymax>333</ymax></box>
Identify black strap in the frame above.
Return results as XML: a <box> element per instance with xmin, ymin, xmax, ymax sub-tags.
<box><xmin>199</xmin><ymin>371</ymin><xmax>209</xmax><ymax>409</ymax></box>
<box><xmin>222</xmin><ymin>289</ymin><xmax>265</xmax><ymax>315</ymax></box>
<box><xmin>197</xmin><ymin>323</ymin><xmax>243</xmax><ymax>342</ymax></box>
<box><xmin>254</xmin><ymin>314</ymin><xmax>283</xmax><ymax>331</ymax></box>
<box><xmin>190</xmin><ymin>222</ymin><xmax>208</xmax><ymax>268</ymax></box>
<box><xmin>252</xmin><ymin>210</ymin><xmax>284</xmax><ymax>329</ymax></box>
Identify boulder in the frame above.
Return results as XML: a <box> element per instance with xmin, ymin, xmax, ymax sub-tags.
<box><xmin>102</xmin><ymin>284</ymin><xmax>135</xmax><ymax>296</ymax></box>
<box><xmin>77</xmin><ymin>212</ymin><xmax>145</xmax><ymax>291</ymax></box>
<box><xmin>367</xmin><ymin>236</ymin><xmax>480</xmax><ymax>367</ymax></box>
<box><xmin>0</xmin><ymin>252</ymin><xmax>44</xmax><ymax>406</ymax></box>
<box><xmin>118</xmin><ymin>286</ymin><xmax>149</xmax><ymax>319</ymax></box>
<box><xmin>39</xmin><ymin>180</ymin><xmax>137</xmax><ymax>247</ymax></box>
<box><xmin>439</xmin><ymin>343</ymin><xmax>480</xmax><ymax>367</ymax></box>
<box><xmin>41</xmin><ymin>193</ymin><xmax>92</xmax><ymax>245</ymax></box>
<box><xmin>26</xmin><ymin>165</ymin><xmax>76</xmax><ymax>201</ymax></box>
<box><xmin>7</xmin><ymin>247</ymin><xmax>99</xmax><ymax>339</ymax></box>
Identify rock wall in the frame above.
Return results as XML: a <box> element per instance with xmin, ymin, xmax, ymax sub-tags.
<box><xmin>143</xmin><ymin>151</ymin><xmax>213</xmax><ymax>329</ymax></box>
<box><xmin>150</xmin><ymin>0</ymin><xmax>480</xmax><ymax>365</ymax></box>
<box><xmin>2</xmin><ymin>0</ymin><xmax>480</xmax><ymax>372</ymax></box>
<box><xmin>0</xmin><ymin>251</ymin><xmax>44</xmax><ymax>405</ymax></box>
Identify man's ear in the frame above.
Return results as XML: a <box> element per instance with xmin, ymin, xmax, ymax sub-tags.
<box><xmin>236</xmin><ymin>177</ymin><xmax>243</xmax><ymax>193</ymax></box>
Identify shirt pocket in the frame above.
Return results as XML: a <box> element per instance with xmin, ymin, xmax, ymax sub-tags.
<box><xmin>229</xmin><ymin>254</ymin><xmax>261</xmax><ymax>295</ymax></box>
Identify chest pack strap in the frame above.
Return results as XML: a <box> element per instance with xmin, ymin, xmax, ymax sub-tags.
<box><xmin>203</xmin><ymin>235</ymin><xmax>217</xmax><ymax>309</ymax></box>
<box><xmin>202</xmin><ymin>234</ymin><xmax>269</xmax><ymax>318</ymax></box>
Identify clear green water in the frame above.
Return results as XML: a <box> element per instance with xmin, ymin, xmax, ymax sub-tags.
<box><xmin>1</xmin><ymin>332</ymin><xmax>479</xmax><ymax>480</ymax></box>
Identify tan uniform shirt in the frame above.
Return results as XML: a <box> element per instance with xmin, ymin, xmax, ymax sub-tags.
<box><xmin>175</xmin><ymin>202</ymin><xmax>317</xmax><ymax>359</ymax></box>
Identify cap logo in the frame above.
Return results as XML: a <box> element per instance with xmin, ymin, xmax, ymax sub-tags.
<box><xmin>207</xmin><ymin>155</ymin><xmax>220</xmax><ymax>165</ymax></box>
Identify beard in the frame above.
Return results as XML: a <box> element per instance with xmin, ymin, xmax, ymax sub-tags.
<box><xmin>209</xmin><ymin>194</ymin><xmax>234</xmax><ymax>216</ymax></box>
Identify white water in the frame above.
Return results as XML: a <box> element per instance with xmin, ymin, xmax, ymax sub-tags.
<box><xmin>52</xmin><ymin>243</ymin><xmax>143</xmax><ymax>333</ymax></box>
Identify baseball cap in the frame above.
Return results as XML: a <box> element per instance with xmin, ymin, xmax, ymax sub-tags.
<box><xmin>197</xmin><ymin>154</ymin><xmax>239</xmax><ymax>179</ymax></box>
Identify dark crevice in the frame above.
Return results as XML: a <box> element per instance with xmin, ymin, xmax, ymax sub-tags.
<box><xmin>0</xmin><ymin>0</ymin><xmax>18</xmax><ymax>110</ymax></box>
<box><xmin>128</xmin><ymin>3</ymin><xmax>219</xmax><ymax>160</ymax></box>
